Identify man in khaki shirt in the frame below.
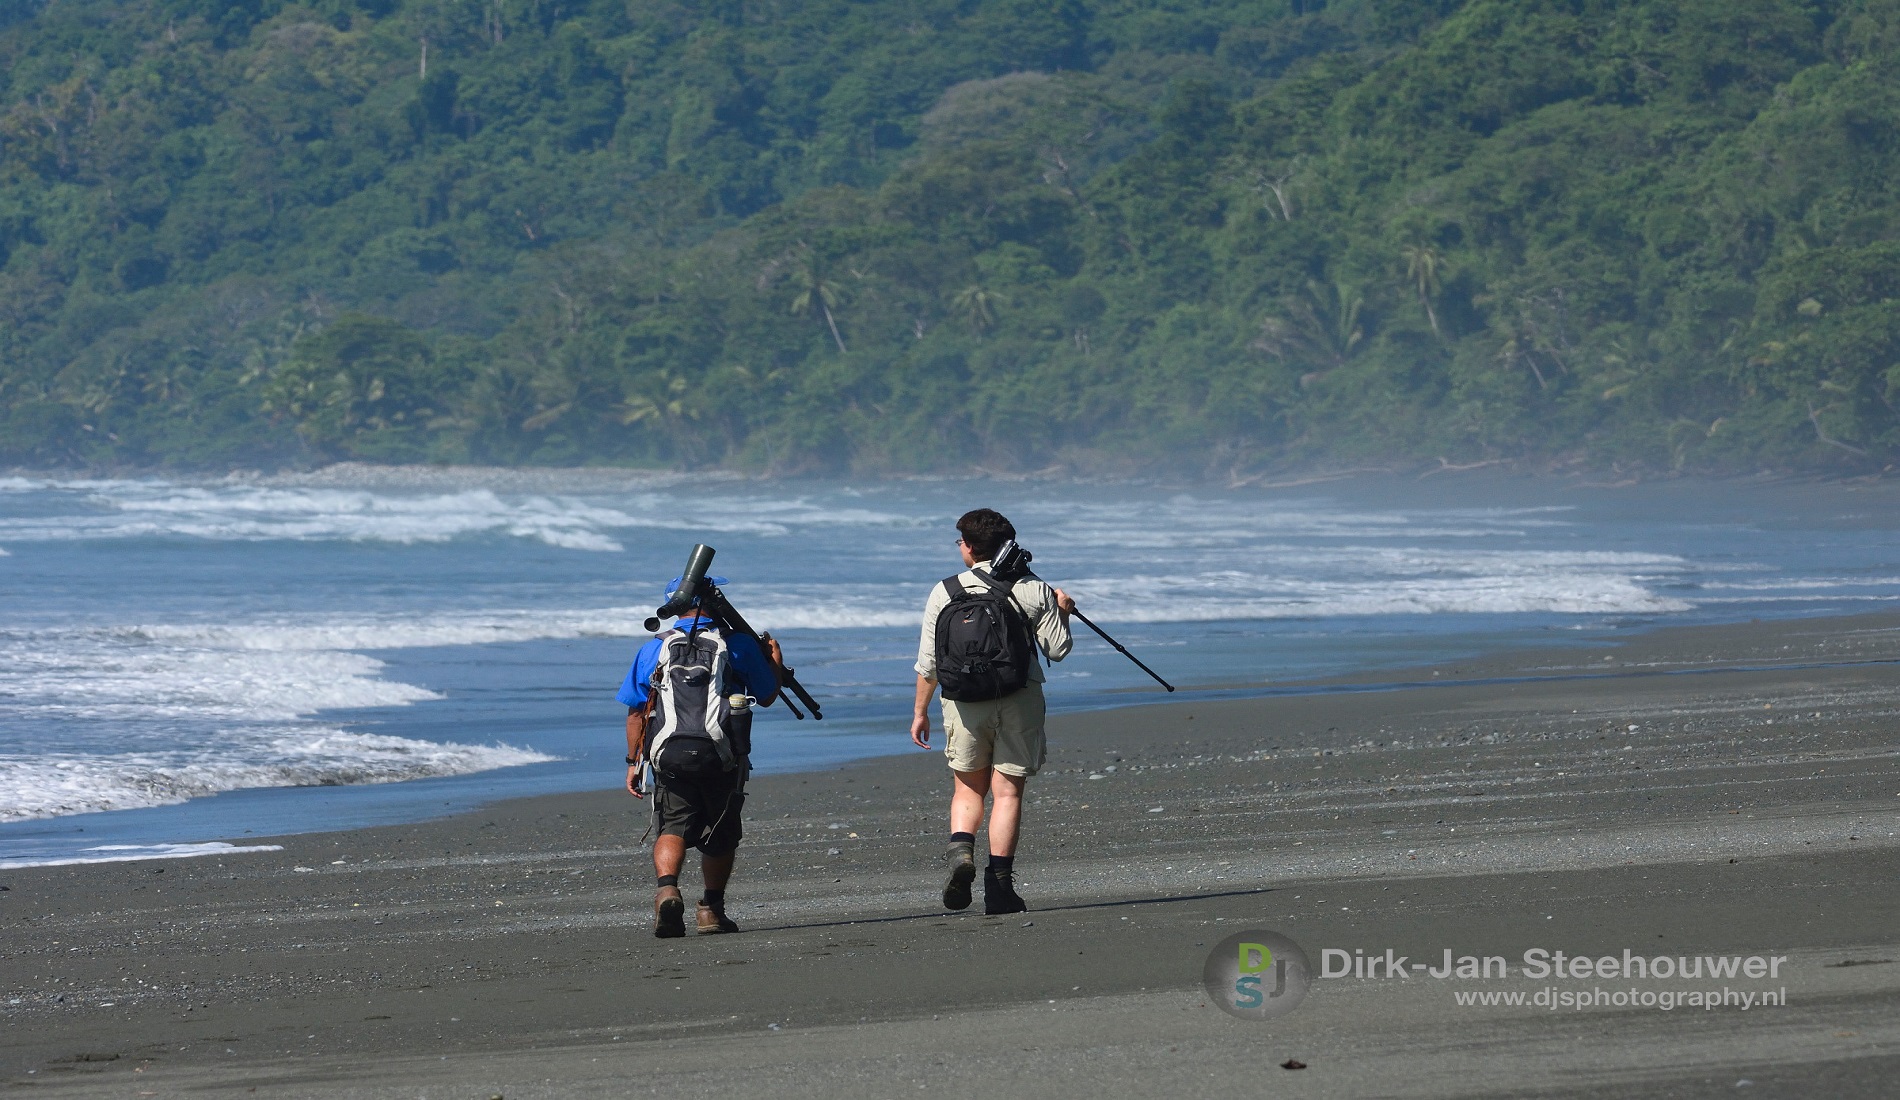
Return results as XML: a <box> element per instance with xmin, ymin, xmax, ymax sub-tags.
<box><xmin>910</xmin><ymin>508</ymin><xmax>1075</xmax><ymax>914</ymax></box>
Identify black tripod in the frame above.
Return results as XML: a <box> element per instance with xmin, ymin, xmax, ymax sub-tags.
<box><xmin>1070</xmin><ymin>608</ymin><xmax>1173</xmax><ymax>692</ymax></box>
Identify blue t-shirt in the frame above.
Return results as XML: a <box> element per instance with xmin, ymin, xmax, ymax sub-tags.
<box><xmin>616</xmin><ymin>617</ymin><xmax>781</xmax><ymax>710</ymax></box>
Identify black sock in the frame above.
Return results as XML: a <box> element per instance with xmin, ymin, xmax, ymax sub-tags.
<box><xmin>701</xmin><ymin>889</ymin><xmax>725</xmax><ymax>907</ymax></box>
<box><xmin>656</xmin><ymin>874</ymin><xmax>678</xmax><ymax>889</ymax></box>
<box><xmin>950</xmin><ymin>831</ymin><xmax>975</xmax><ymax>846</ymax></box>
<box><xmin>987</xmin><ymin>854</ymin><xmax>1014</xmax><ymax>874</ymax></box>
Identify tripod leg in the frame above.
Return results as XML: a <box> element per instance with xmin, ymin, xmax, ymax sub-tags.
<box><xmin>1072</xmin><ymin>610</ymin><xmax>1175</xmax><ymax>692</ymax></box>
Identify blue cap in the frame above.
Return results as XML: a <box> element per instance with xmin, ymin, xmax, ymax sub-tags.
<box><xmin>664</xmin><ymin>575</ymin><xmax>728</xmax><ymax>599</ymax></box>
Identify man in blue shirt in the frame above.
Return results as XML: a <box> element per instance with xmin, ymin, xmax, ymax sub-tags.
<box><xmin>619</xmin><ymin>574</ymin><xmax>783</xmax><ymax>937</ymax></box>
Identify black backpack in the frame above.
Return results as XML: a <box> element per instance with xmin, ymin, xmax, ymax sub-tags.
<box><xmin>934</xmin><ymin>569</ymin><xmax>1035</xmax><ymax>702</ymax></box>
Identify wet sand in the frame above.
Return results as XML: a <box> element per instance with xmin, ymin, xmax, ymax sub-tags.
<box><xmin>2</xmin><ymin>612</ymin><xmax>1898</xmax><ymax>1097</ymax></box>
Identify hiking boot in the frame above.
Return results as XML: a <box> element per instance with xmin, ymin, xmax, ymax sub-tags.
<box><xmin>696</xmin><ymin>899</ymin><xmax>739</xmax><ymax>935</ymax></box>
<box><xmin>653</xmin><ymin>886</ymin><xmax>686</xmax><ymax>938</ymax></box>
<box><xmin>941</xmin><ymin>840</ymin><xmax>976</xmax><ymax>911</ymax></box>
<box><xmin>983</xmin><ymin>866</ymin><xmax>1028</xmax><ymax>915</ymax></box>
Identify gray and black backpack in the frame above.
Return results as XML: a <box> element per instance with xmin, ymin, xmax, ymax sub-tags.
<box><xmin>646</xmin><ymin>627</ymin><xmax>745</xmax><ymax>781</ymax></box>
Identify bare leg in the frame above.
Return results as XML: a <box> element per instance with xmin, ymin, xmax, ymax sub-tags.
<box><xmin>986</xmin><ymin>770</ymin><xmax>1026</xmax><ymax>856</ymax></box>
<box><xmin>950</xmin><ymin>768</ymin><xmax>991</xmax><ymax>835</ymax></box>
<box><xmin>652</xmin><ymin>834</ymin><xmax>686</xmax><ymax>881</ymax></box>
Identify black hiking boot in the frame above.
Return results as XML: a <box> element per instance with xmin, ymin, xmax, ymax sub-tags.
<box><xmin>983</xmin><ymin>865</ymin><xmax>1028</xmax><ymax>915</ymax></box>
<box><xmin>941</xmin><ymin>840</ymin><xmax>976</xmax><ymax>911</ymax></box>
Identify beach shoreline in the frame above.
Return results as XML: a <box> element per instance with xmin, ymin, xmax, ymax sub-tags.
<box><xmin>2</xmin><ymin>609</ymin><xmax>1897</xmax><ymax>1096</ymax></box>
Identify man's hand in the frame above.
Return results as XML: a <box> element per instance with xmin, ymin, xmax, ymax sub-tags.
<box><xmin>1053</xmin><ymin>587</ymin><xmax>1077</xmax><ymax>617</ymax></box>
<box><xmin>625</xmin><ymin>764</ymin><xmax>644</xmax><ymax>799</ymax></box>
<box><xmin>910</xmin><ymin>710</ymin><xmax>931</xmax><ymax>749</ymax></box>
<box><xmin>763</xmin><ymin>634</ymin><xmax>785</xmax><ymax>670</ymax></box>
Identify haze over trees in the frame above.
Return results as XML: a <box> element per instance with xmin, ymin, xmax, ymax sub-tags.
<box><xmin>5</xmin><ymin>0</ymin><xmax>1900</xmax><ymax>476</ymax></box>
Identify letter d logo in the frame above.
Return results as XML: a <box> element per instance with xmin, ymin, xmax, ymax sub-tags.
<box><xmin>1238</xmin><ymin>942</ymin><xmax>1271</xmax><ymax>975</ymax></box>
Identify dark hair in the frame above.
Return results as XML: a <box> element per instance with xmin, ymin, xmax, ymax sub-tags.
<box><xmin>956</xmin><ymin>508</ymin><xmax>1016</xmax><ymax>562</ymax></box>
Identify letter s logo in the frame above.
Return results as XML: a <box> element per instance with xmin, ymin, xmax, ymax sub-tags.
<box><xmin>1233</xmin><ymin>975</ymin><xmax>1264</xmax><ymax>1009</ymax></box>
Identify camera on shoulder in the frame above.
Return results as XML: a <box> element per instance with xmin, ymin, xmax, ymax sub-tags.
<box><xmin>989</xmin><ymin>539</ymin><xmax>1033</xmax><ymax>583</ymax></box>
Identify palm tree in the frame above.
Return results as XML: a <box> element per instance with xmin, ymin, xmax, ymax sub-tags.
<box><xmin>1401</xmin><ymin>241</ymin><xmax>1444</xmax><ymax>337</ymax></box>
<box><xmin>782</xmin><ymin>249</ymin><xmax>849</xmax><ymax>354</ymax></box>
<box><xmin>951</xmin><ymin>284</ymin><xmax>1007</xmax><ymax>334</ymax></box>
<box><xmin>1253</xmin><ymin>280</ymin><xmax>1364</xmax><ymax>388</ymax></box>
<box><xmin>1298</xmin><ymin>279</ymin><xmax>1363</xmax><ymax>364</ymax></box>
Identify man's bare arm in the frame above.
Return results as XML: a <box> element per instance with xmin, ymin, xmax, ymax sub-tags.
<box><xmin>910</xmin><ymin>675</ymin><xmax>936</xmax><ymax>749</ymax></box>
<box><xmin>624</xmin><ymin>707</ymin><xmax>648</xmax><ymax>796</ymax></box>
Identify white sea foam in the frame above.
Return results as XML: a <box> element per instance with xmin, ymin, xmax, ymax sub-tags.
<box><xmin>0</xmin><ymin>479</ymin><xmax>924</xmax><ymax>551</ymax></box>
<box><xmin>0</xmin><ymin>632</ymin><xmax>439</xmax><ymax>721</ymax></box>
<box><xmin>1699</xmin><ymin>577</ymin><xmax>1900</xmax><ymax>591</ymax></box>
<box><xmin>726</xmin><ymin>547</ymin><xmax>1699</xmax><ymax>627</ymax></box>
<box><xmin>125</xmin><ymin>610</ymin><xmax>652</xmax><ymax>653</ymax></box>
<box><xmin>0</xmin><ymin>841</ymin><xmax>286</xmax><ymax>869</ymax></box>
<box><xmin>1031</xmin><ymin>499</ymin><xmax>1580</xmax><ymax>547</ymax></box>
<box><xmin>0</xmin><ymin>733</ymin><xmax>555</xmax><ymax>823</ymax></box>
<box><xmin>0</xmin><ymin>613</ymin><xmax>556</xmax><ymax>824</ymax></box>
<box><xmin>0</xmin><ymin>486</ymin><xmax>639</xmax><ymax>551</ymax></box>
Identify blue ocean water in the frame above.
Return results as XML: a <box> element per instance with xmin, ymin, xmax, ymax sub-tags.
<box><xmin>2</xmin><ymin>468</ymin><xmax>1897</xmax><ymax>867</ymax></box>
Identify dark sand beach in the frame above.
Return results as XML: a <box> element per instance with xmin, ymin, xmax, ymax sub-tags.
<box><xmin>3</xmin><ymin>612</ymin><xmax>1898</xmax><ymax>1097</ymax></box>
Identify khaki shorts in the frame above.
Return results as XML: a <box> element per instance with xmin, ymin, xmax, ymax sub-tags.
<box><xmin>942</xmin><ymin>680</ymin><xmax>1046</xmax><ymax>777</ymax></box>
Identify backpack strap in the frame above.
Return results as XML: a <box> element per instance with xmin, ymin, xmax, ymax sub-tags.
<box><xmin>939</xmin><ymin>569</ymin><xmax>1035</xmax><ymax>636</ymax></box>
<box><xmin>646</xmin><ymin>628</ymin><xmax>683</xmax><ymax>758</ymax></box>
<box><xmin>967</xmin><ymin>566</ymin><xmax>1033</xmax><ymax>623</ymax></box>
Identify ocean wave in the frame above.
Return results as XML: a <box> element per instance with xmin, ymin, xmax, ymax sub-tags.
<box><xmin>40</xmin><ymin>486</ymin><xmax>638</xmax><ymax>551</ymax></box>
<box><xmin>1696</xmin><ymin>577</ymin><xmax>1900</xmax><ymax>592</ymax></box>
<box><xmin>1022</xmin><ymin>498</ymin><xmax>1582</xmax><ymax>546</ymax></box>
<box><xmin>0</xmin><ymin>479</ymin><xmax>926</xmax><ymax>550</ymax></box>
<box><xmin>0</xmin><ymin>612</ymin><xmax>558</xmax><ymax>824</ymax></box>
<box><xmin>0</xmin><ymin>635</ymin><xmax>439</xmax><ymax>721</ymax></box>
<box><xmin>123</xmin><ymin>612</ymin><xmax>651</xmax><ymax>653</ymax></box>
<box><xmin>0</xmin><ymin>534</ymin><xmax>1701</xmax><ymax>731</ymax></box>
<box><xmin>0</xmin><ymin>732</ymin><xmax>556</xmax><ymax>824</ymax></box>
<box><xmin>0</xmin><ymin>841</ymin><xmax>286</xmax><ymax>869</ymax></box>
<box><xmin>0</xmin><ymin>475</ymin><xmax>1605</xmax><ymax>556</ymax></box>
<box><xmin>49</xmin><ymin>555</ymin><xmax>1694</xmax><ymax>656</ymax></box>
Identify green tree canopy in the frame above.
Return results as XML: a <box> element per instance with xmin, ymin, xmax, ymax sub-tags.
<box><xmin>7</xmin><ymin>0</ymin><xmax>1900</xmax><ymax>476</ymax></box>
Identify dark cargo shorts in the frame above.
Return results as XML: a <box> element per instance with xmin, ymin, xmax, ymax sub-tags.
<box><xmin>653</xmin><ymin>769</ymin><xmax>745</xmax><ymax>855</ymax></box>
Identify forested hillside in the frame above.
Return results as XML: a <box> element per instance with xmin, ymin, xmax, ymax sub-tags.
<box><xmin>5</xmin><ymin>0</ymin><xmax>1900</xmax><ymax>475</ymax></box>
